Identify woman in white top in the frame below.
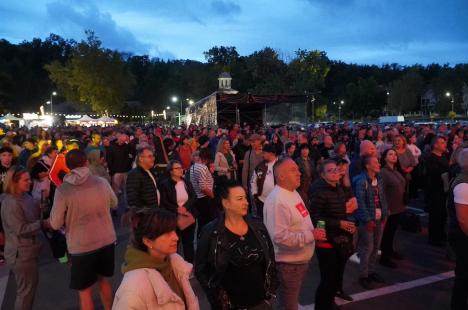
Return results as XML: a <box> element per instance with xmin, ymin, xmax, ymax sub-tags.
<box><xmin>214</xmin><ymin>137</ymin><xmax>237</xmax><ymax>181</ymax></box>
<box><xmin>406</xmin><ymin>133</ymin><xmax>422</xmax><ymax>199</ymax></box>
<box><xmin>407</xmin><ymin>133</ymin><xmax>422</xmax><ymax>164</ymax></box>
<box><xmin>113</xmin><ymin>208</ymin><xmax>199</xmax><ymax>310</ymax></box>
<box><xmin>159</xmin><ymin>160</ymin><xmax>197</xmax><ymax>263</ymax></box>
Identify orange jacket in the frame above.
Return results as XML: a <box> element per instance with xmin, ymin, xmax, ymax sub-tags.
<box><xmin>49</xmin><ymin>153</ymin><xmax>70</xmax><ymax>187</ymax></box>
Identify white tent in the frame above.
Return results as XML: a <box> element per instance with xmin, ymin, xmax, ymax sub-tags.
<box><xmin>96</xmin><ymin>116</ymin><xmax>118</xmax><ymax>124</ymax></box>
<box><xmin>1</xmin><ymin>113</ymin><xmax>22</xmax><ymax>121</ymax></box>
<box><xmin>76</xmin><ymin>115</ymin><xmax>95</xmax><ymax>123</ymax></box>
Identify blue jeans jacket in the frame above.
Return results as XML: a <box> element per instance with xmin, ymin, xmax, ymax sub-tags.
<box><xmin>352</xmin><ymin>171</ymin><xmax>388</xmax><ymax>224</ymax></box>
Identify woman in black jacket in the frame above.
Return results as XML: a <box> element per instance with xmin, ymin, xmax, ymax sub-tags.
<box><xmin>195</xmin><ymin>181</ymin><xmax>277</xmax><ymax>310</ymax></box>
<box><xmin>159</xmin><ymin>160</ymin><xmax>197</xmax><ymax>263</ymax></box>
<box><xmin>309</xmin><ymin>159</ymin><xmax>357</xmax><ymax>310</ymax></box>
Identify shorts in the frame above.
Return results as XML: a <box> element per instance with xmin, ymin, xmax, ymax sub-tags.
<box><xmin>69</xmin><ymin>243</ymin><xmax>115</xmax><ymax>290</ymax></box>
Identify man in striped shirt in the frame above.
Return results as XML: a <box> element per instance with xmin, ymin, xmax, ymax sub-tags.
<box><xmin>189</xmin><ymin>148</ymin><xmax>216</xmax><ymax>236</ymax></box>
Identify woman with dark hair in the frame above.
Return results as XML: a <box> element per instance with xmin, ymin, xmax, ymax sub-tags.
<box><xmin>159</xmin><ymin>160</ymin><xmax>197</xmax><ymax>263</ymax></box>
<box><xmin>271</xmin><ymin>133</ymin><xmax>284</xmax><ymax>156</ymax></box>
<box><xmin>196</xmin><ymin>181</ymin><xmax>277</xmax><ymax>309</ymax></box>
<box><xmin>113</xmin><ymin>208</ymin><xmax>199</xmax><ymax>309</ymax></box>
<box><xmin>283</xmin><ymin>142</ymin><xmax>296</xmax><ymax>158</ymax></box>
<box><xmin>379</xmin><ymin>149</ymin><xmax>407</xmax><ymax>269</ymax></box>
<box><xmin>2</xmin><ymin>166</ymin><xmax>45</xmax><ymax>309</ymax></box>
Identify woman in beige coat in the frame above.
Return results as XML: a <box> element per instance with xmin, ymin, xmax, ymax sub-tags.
<box><xmin>112</xmin><ymin>208</ymin><xmax>199</xmax><ymax>310</ymax></box>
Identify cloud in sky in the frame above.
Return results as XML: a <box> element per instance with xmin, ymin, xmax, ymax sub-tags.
<box><xmin>0</xmin><ymin>0</ymin><xmax>467</xmax><ymax>64</ymax></box>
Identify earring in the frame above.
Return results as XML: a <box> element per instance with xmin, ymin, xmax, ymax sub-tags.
<box><xmin>149</xmin><ymin>246</ymin><xmax>153</xmax><ymax>249</ymax></box>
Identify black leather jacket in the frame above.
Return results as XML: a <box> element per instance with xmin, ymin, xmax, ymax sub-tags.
<box><xmin>195</xmin><ymin>213</ymin><xmax>278</xmax><ymax>309</ymax></box>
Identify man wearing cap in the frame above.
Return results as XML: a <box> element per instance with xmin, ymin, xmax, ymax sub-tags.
<box><xmin>250</xmin><ymin>144</ymin><xmax>278</xmax><ymax>218</ymax></box>
<box><xmin>241</xmin><ymin>134</ymin><xmax>263</xmax><ymax>190</ymax></box>
<box><xmin>295</xmin><ymin>144</ymin><xmax>316</xmax><ymax>204</ymax></box>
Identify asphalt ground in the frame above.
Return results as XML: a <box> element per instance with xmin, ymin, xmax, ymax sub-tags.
<box><xmin>0</xmin><ymin>195</ymin><xmax>456</xmax><ymax>310</ymax></box>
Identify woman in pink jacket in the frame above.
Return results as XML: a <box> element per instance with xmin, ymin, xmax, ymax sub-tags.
<box><xmin>113</xmin><ymin>208</ymin><xmax>199</xmax><ymax>310</ymax></box>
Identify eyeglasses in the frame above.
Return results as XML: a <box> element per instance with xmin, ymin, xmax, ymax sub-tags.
<box><xmin>325</xmin><ymin>168</ymin><xmax>340</xmax><ymax>174</ymax></box>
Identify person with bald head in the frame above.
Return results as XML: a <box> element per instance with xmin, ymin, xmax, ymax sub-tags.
<box><xmin>349</xmin><ymin>140</ymin><xmax>377</xmax><ymax>181</ymax></box>
<box><xmin>263</xmin><ymin>158</ymin><xmax>326</xmax><ymax>310</ymax></box>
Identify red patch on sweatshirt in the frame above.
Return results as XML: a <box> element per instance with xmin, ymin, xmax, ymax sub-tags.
<box><xmin>295</xmin><ymin>203</ymin><xmax>309</xmax><ymax>217</ymax></box>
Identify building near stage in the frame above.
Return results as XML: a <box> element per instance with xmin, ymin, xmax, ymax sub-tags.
<box><xmin>186</xmin><ymin>72</ymin><xmax>309</xmax><ymax>127</ymax></box>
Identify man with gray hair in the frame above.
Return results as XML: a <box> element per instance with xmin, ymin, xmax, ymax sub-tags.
<box><xmin>349</xmin><ymin>140</ymin><xmax>377</xmax><ymax>180</ymax></box>
<box><xmin>263</xmin><ymin>157</ymin><xmax>326</xmax><ymax>310</ymax></box>
<box><xmin>447</xmin><ymin>148</ymin><xmax>468</xmax><ymax>310</ymax></box>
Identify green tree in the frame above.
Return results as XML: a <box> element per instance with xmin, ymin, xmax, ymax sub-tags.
<box><xmin>45</xmin><ymin>31</ymin><xmax>134</xmax><ymax>113</ymax></box>
<box><xmin>315</xmin><ymin>104</ymin><xmax>327</xmax><ymax>120</ymax></box>
<box><xmin>288</xmin><ymin>49</ymin><xmax>330</xmax><ymax>93</ymax></box>
<box><xmin>203</xmin><ymin>46</ymin><xmax>239</xmax><ymax>71</ymax></box>
<box><xmin>344</xmin><ymin>77</ymin><xmax>385</xmax><ymax>118</ymax></box>
<box><xmin>388</xmin><ymin>70</ymin><xmax>424</xmax><ymax>114</ymax></box>
<box><xmin>245</xmin><ymin>47</ymin><xmax>287</xmax><ymax>94</ymax></box>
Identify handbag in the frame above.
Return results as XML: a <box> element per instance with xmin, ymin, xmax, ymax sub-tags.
<box><xmin>177</xmin><ymin>212</ymin><xmax>195</xmax><ymax>230</ymax></box>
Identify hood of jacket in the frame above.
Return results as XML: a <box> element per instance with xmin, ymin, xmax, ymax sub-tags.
<box><xmin>63</xmin><ymin>166</ymin><xmax>91</xmax><ymax>185</ymax></box>
<box><xmin>122</xmin><ymin>246</ymin><xmax>169</xmax><ymax>274</ymax></box>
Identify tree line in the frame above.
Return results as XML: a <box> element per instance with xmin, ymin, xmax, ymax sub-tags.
<box><xmin>0</xmin><ymin>31</ymin><xmax>467</xmax><ymax>119</ymax></box>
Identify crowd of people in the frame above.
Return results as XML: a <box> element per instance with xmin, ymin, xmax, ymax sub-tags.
<box><xmin>0</xmin><ymin>120</ymin><xmax>467</xmax><ymax>310</ymax></box>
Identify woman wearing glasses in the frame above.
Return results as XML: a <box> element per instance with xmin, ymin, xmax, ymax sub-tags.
<box><xmin>1</xmin><ymin>166</ymin><xmax>46</xmax><ymax>309</ymax></box>
<box><xmin>113</xmin><ymin>208</ymin><xmax>199</xmax><ymax>309</ymax></box>
<box><xmin>309</xmin><ymin>159</ymin><xmax>357</xmax><ymax>309</ymax></box>
<box><xmin>159</xmin><ymin>160</ymin><xmax>197</xmax><ymax>263</ymax></box>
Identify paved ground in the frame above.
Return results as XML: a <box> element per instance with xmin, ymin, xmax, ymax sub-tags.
<box><xmin>1</xmin><ymin>196</ymin><xmax>456</xmax><ymax>310</ymax></box>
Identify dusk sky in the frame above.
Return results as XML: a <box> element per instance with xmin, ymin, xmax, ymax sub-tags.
<box><xmin>1</xmin><ymin>0</ymin><xmax>467</xmax><ymax>65</ymax></box>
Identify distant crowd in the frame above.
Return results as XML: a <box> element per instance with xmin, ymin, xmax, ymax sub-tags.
<box><xmin>0</xmin><ymin>121</ymin><xmax>467</xmax><ymax>310</ymax></box>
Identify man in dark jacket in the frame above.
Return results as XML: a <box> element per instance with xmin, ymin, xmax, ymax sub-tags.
<box><xmin>295</xmin><ymin>144</ymin><xmax>316</xmax><ymax>204</ymax></box>
<box><xmin>126</xmin><ymin>146</ymin><xmax>159</xmax><ymax>210</ymax></box>
<box><xmin>424</xmin><ymin>136</ymin><xmax>449</xmax><ymax>246</ymax></box>
<box><xmin>250</xmin><ymin>144</ymin><xmax>278</xmax><ymax>218</ymax></box>
<box><xmin>106</xmin><ymin>133</ymin><xmax>134</xmax><ymax>196</ymax></box>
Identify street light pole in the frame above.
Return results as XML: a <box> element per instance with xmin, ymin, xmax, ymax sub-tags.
<box><xmin>49</xmin><ymin>91</ymin><xmax>57</xmax><ymax>115</ymax></box>
<box><xmin>333</xmin><ymin>100</ymin><xmax>345</xmax><ymax>122</ymax></box>
<box><xmin>172</xmin><ymin>96</ymin><xmax>181</xmax><ymax>125</ymax></box>
<box><xmin>386</xmin><ymin>91</ymin><xmax>390</xmax><ymax>116</ymax></box>
<box><xmin>446</xmin><ymin>91</ymin><xmax>454</xmax><ymax>112</ymax></box>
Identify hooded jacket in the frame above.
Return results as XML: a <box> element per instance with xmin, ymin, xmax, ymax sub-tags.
<box><xmin>50</xmin><ymin>167</ymin><xmax>118</xmax><ymax>254</ymax></box>
<box><xmin>113</xmin><ymin>248</ymin><xmax>199</xmax><ymax>310</ymax></box>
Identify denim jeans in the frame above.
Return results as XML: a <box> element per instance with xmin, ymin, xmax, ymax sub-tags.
<box><xmin>276</xmin><ymin>262</ymin><xmax>309</xmax><ymax>310</ymax></box>
<box><xmin>357</xmin><ymin>219</ymin><xmax>386</xmax><ymax>278</ymax></box>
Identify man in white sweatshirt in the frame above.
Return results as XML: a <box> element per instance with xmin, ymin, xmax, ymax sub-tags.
<box><xmin>264</xmin><ymin>157</ymin><xmax>326</xmax><ymax>310</ymax></box>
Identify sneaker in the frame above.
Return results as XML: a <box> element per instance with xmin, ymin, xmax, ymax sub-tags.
<box><xmin>335</xmin><ymin>290</ymin><xmax>354</xmax><ymax>301</ymax></box>
<box><xmin>369</xmin><ymin>272</ymin><xmax>385</xmax><ymax>283</ymax></box>
<box><xmin>359</xmin><ymin>277</ymin><xmax>376</xmax><ymax>290</ymax></box>
<box><xmin>379</xmin><ymin>258</ymin><xmax>397</xmax><ymax>269</ymax></box>
<box><xmin>58</xmin><ymin>255</ymin><xmax>69</xmax><ymax>264</ymax></box>
<box><xmin>390</xmin><ymin>252</ymin><xmax>405</xmax><ymax>260</ymax></box>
